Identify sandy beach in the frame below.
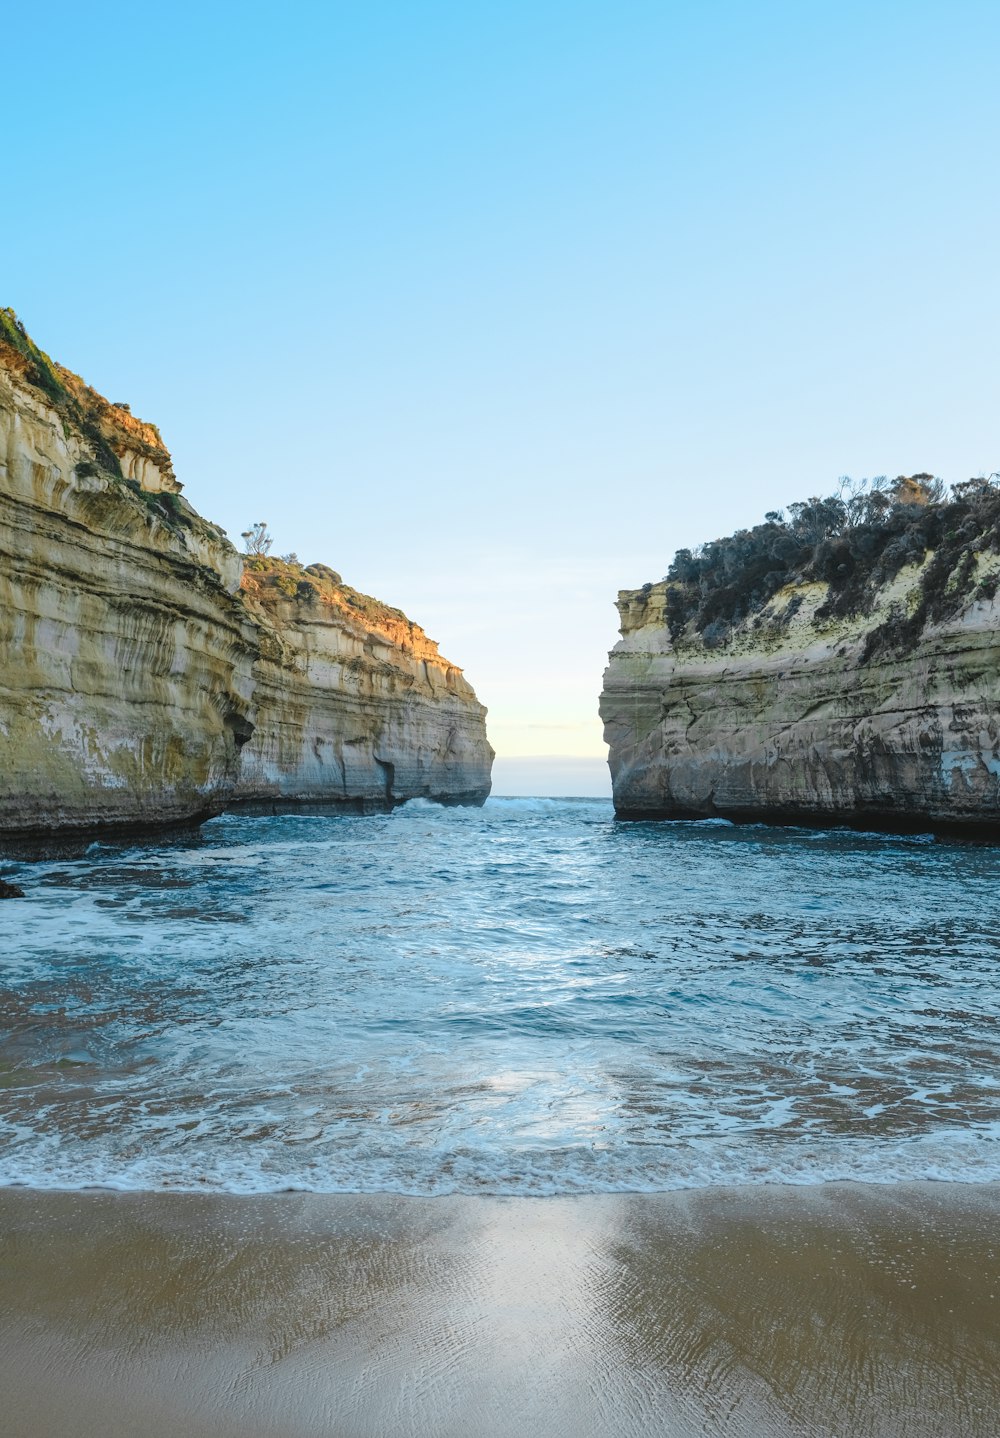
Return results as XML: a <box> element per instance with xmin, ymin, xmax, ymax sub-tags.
<box><xmin>1</xmin><ymin>1183</ymin><xmax>998</xmax><ymax>1437</ymax></box>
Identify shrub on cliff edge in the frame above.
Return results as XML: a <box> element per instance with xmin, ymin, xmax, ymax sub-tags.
<box><xmin>664</xmin><ymin>473</ymin><xmax>1000</xmax><ymax>655</ymax></box>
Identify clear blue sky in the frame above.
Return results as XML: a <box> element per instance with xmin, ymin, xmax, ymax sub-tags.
<box><xmin>4</xmin><ymin>2</ymin><xmax>998</xmax><ymax>792</ymax></box>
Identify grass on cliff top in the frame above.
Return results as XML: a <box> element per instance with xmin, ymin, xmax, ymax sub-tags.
<box><xmin>0</xmin><ymin>308</ymin><xmax>124</xmax><ymax>476</ymax></box>
<box><xmin>2</xmin><ymin>309</ymin><xmax>172</xmax><ymax>474</ymax></box>
<box><xmin>661</xmin><ymin>473</ymin><xmax>1000</xmax><ymax>658</ymax></box>
<box><xmin>0</xmin><ymin>308</ymin><xmax>218</xmax><ymax>547</ymax></box>
<box><xmin>0</xmin><ymin>309</ymin><xmax>66</xmax><ymax>406</ymax></box>
<box><xmin>243</xmin><ymin>556</ymin><xmax>412</xmax><ymax>630</ymax></box>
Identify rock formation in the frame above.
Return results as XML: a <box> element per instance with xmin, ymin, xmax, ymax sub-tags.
<box><xmin>235</xmin><ymin>559</ymin><xmax>493</xmax><ymax>810</ymax></box>
<box><xmin>0</xmin><ymin>310</ymin><xmax>492</xmax><ymax>838</ymax></box>
<box><xmin>600</xmin><ymin>478</ymin><xmax>1000</xmax><ymax>833</ymax></box>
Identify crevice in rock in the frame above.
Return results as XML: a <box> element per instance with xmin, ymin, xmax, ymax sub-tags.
<box><xmin>374</xmin><ymin>756</ymin><xmax>395</xmax><ymax>803</ymax></box>
<box><xmin>224</xmin><ymin>710</ymin><xmax>255</xmax><ymax>751</ymax></box>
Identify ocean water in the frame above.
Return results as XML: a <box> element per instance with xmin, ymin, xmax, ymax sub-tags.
<box><xmin>2</xmin><ymin>797</ymin><xmax>1000</xmax><ymax>1196</ymax></box>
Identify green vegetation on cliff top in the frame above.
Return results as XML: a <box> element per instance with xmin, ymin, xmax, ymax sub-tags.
<box><xmin>1</xmin><ymin>309</ymin><xmax>229</xmax><ymax>552</ymax></box>
<box><xmin>662</xmin><ymin>473</ymin><xmax>1000</xmax><ymax>659</ymax></box>
<box><xmin>0</xmin><ymin>308</ymin><xmax>123</xmax><ymax>476</ymax></box>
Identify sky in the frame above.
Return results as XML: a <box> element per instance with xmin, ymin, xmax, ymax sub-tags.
<box><xmin>4</xmin><ymin>2</ymin><xmax>999</xmax><ymax>795</ymax></box>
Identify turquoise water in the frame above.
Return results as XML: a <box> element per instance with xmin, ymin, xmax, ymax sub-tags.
<box><xmin>2</xmin><ymin>797</ymin><xmax>1000</xmax><ymax>1194</ymax></box>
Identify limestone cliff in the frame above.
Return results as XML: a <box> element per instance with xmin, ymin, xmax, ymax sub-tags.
<box><xmin>234</xmin><ymin>560</ymin><xmax>493</xmax><ymax>809</ymax></box>
<box><xmin>0</xmin><ymin>311</ymin><xmax>491</xmax><ymax>838</ymax></box>
<box><xmin>600</xmin><ymin>478</ymin><xmax>1000</xmax><ymax>833</ymax></box>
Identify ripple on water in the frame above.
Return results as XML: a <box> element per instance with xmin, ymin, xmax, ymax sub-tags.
<box><xmin>2</xmin><ymin>797</ymin><xmax>1000</xmax><ymax>1194</ymax></box>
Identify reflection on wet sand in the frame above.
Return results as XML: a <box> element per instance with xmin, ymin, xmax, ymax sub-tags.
<box><xmin>1</xmin><ymin>1183</ymin><xmax>998</xmax><ymax>1437</ymax></box>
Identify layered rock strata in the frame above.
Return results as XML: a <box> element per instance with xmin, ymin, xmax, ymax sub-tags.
<box><xmin>234</xmin><ymin>561</ymin><xmax>494</xmax><ymax>810</ymax></box>
<box><xmin>0</xmin><ymin>312</ymin><xmax>491</xmax><ymax>837</ymax></box>
<box><xmin>601</xmin><ymin>534</ymin><xmax>1000</xmax><ymax>834</ymax></box>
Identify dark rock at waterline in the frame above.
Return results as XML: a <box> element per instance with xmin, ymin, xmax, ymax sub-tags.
<box><xmin>0</xmin><ymin>878</ymin><xmax>25</xmax><ymax>898</ymax></box>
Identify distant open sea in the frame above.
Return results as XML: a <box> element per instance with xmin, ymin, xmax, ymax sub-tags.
<box><xmin>2</xmin><ymin>797</ymin><xmax>1000</xmax><ymax>1195</ymax></box>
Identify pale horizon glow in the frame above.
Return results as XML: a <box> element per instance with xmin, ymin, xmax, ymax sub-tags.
<box><xmin>491</xmin><ymin>756</ymin><xmax>611</xmax><ymax>799</ymax></box>
<box><xmin>5</xmin><ymin>2</ymin><xmax>998</xmax><ymax>792</ymax></box>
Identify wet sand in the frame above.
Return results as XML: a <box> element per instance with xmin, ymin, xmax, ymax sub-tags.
<box><xmin>1</xmin><ymin>1184</ymin><xmax>998</xmax><ymax>1437</ymax></box>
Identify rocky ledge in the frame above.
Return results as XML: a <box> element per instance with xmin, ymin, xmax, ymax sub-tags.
<box><xmin>0</xmin><ymin>310</ymin><xmax>492</xmax><ymax>838</ymax></box>
<box><xmin>600</xmin><ymin>475</ymin><xmax>1000</xmax><ymax>834</ymax></box>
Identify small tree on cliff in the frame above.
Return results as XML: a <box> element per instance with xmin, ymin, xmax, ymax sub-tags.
<box><xmin>241</xmin><ymin>521</ymin><xmax>273</xmax><ymax>557</ymax></box>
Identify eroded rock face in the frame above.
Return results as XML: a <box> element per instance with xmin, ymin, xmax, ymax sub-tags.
<box><xmin>600</xmin><ymin>568</ymin><xmax>1000</xmax><ymax>833</ymax></box>
<box><xmin>0</xmin><ymin>344</ymin><xmax>255</xmax><ymax>836</ymax></box>
<box><xmin>0</xmin><ymin>314</ymin><xmax>491</xmax><ymax>837</ymax></box>
<box><xmin>233</xmin><ymin>562</ymin><xmax>493</xmax><ymax>810</ymax></box>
